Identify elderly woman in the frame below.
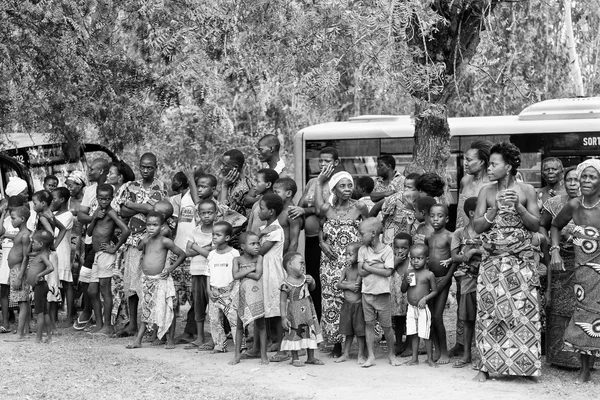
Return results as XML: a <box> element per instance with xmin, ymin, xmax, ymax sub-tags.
<box><xmin>551</xmin><ymin>159</ymin><xmax>600</xmax><ymax>383</ymax></box>
<box><xmin>473</xmin><ymin>142</ymin><xmax>541</xmax><ymax>382</ymax></box>
<box><xmin>316</xmin><ymin>171</ymin><xmax>368</xmax><ymax>357</ymax></box>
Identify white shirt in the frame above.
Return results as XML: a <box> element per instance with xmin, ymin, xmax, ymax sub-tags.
<box><xmin>81</xmin><ymin>182</ymin><xmax>98</xmax><ymax>245</ymax></box>
<box><xmin>207</xmin><ymin>248</ymin><xmax>239</xmax><ymax>288</ymax></box>
<box><xmin>173</xmin><ymin>192</ymin><xmax>196</xmax><ymax>250</ymax></box>
<box><xmin>54</xmin><ymin>211</ymin><xmax>74</xmax><ymax>272</ymax></box>
<box><xmin>188</xmin><ymin>225</ymin><xmax>212</xmax><ymax>276</ymax></box>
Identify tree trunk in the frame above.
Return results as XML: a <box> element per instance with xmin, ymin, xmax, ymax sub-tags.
<box><xmin>564</xmin><ymin>0</ymin><xmax>585</xmax><ymax>96</ymax></box>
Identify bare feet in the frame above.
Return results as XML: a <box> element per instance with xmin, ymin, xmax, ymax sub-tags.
<box><xmin>152</xmin><ymin>338</ymin><xmax>166</xmax><ymax>346</ymax></box>
<box><xmin>361</xmin><ymin>357</ymin><xmax>376</xmax><ymax>368</ymax></box>
<box><xmin>259</xmin><ymin>357</ymin><xmax>270</xmax><ymax>365</ymax></box>
<box><xmin>473</xmin><ymin>371</ymin><xmax>488</xmax><ymax>382</ymax></box>
<box><xmin>126</xmin><ymin>343</ymin><xmax>141</xmax><ymax>349</ymax></box>
<box><xmin>357</xmin><ymin>356</ymin><xmax>366</xmax><ymax>365</ymax></box>
<box><xmin>165</xmin><ymin>340</ymin><xmax>175</xmax><ymax>350</ymax></box>
<box><xmin>228</xmin><ymin>356</ymin><xmax>241</xmax><ymax>365</ymax></box>
<box><xmin>388</xmin><ymin>356</ymin><xmax>401</xmax><ymax>366</ymax></box>
<box><xmin>404</xmin><ymin>359</ymin><xmax>419</xmax><ymax>366</ymax></box>
<box><xmin>334</xmin><ymin>354</ymin><xmax>350</xmax><ymax>363</ymax></box>
<box><xmin>97</xmin><ymin>326</ymin><xmax>114</xmax><ymax>336</ymax></box>
<box><xmin>427</xmin><ymin>358</ymin><xmax>438</xmax><ymax>368</ymax></box>
<box><xmin>436</xmin><ymin>355</ymin><xmax>450</xmax><ymax>365</ymax></box>
<box><xmin>576</xmin><ymin>370</ymin><xmax>591</xmax><ymax>384</ymax></box>
<box><xmin>448</xmin><ymin>343</ymin><xmax>464</xmax><ymax>358</ymax></box>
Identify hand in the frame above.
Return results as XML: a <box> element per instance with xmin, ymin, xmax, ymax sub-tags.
<box><xmin>462</xmin><ymin>250</ymin><xmax>474</xmax><ymax>263</ymax></box>
<box><xmin>406</xmin><ymin>211</ymin><xmax>416</xmax><ymax>226</ymax></box>
<box><xmin>183</xmin><ymin>167</ymin><xmax>196</xmax><ymax>183</ymax></box>
<box><xmin>504</xmin><ymin>189</ymin><xmax>519</xmax><ymax>208</ymax></box>
<box><xmin>417</xmin><ymin>298</ymin><xmax>427</xmax><ymax>309</ymax></box>
<box><xmin>353</xmin><ymin>282</ymin><xmax>361</xmax><ymax>292</ymax></box>
<box><xmin>305</xmin><ymin>275</ymin><xmax>315</xmax><ymax>286</ymax></box>
<box><xmin>100</xmin><ymin>243</ymin><xmax>117</xmax><ymax>254</ymax></box>
<box><xmin>208</xmin><ymin>289</ymin><xmax>216</xmax><ymax>302</ymax></box>
<box><xmin>158</xmin><ymin>268</ymin><xmax>170</xmax><ymax>278</ymax></box>
<box><xmin>259</xmin><ymin>225</ymin><xmax>277</xmax><ymax>237</ymax></box>
<box><xmin>440</xmin><ymin>258</ymin><xmax>452</xmax><ymax>268</ymax></box>
<box><xmin>222</xmin><ymin>169</ymin><xmax>239</xmax><ymax>187</ymax></box>
<box><xmin>282</xmin><ymin>317</ymin><xmax>292</xmax><ymax>331</ymax></box>
<box><xmin>550</xmin><ymin>251</ymin><xmax>565</xmax><ymax>271</ymax></box>
<box><xmin>14</xmin><ymin>277</ymin><xmax>21</xmax><ymax>288</ymax></box>
<box><xmin>287</xmin><ymin>206</ymin><xmax>305</xmax><ymax>220</ymax></box>
<box><xmin>93</xmin><ymin>208</ymin><xmax>106</xmax><ymax>219</ymax></box>
<box><xmin>317</xmin><ymin>164</ymin><xmax>335</xmax><ymax>184</ymax></box>
<box><xmin>320</xmin><ymin>241</ymin><xmax>336</xmax><ymax>261</ymax></box>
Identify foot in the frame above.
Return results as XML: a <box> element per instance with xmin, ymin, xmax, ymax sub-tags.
<box><xmin>126</xmin><ymin>343</ymin><xmax>142</xmax><ymax>349</ymax></box>
<box><xmin>334</xmin><ymin>354</ymin><xmax>350</xmax><ymax>363</ymax></box>
<box><xmin>228</xmin><ymin>356</ymin><xmax>241</xmax><ymax>365</ymax></box>
<box><xmin>330</xmin><ymin>343</ymin><xmax>342</xmax><ymax>358</ymax></box>
<box><xmin>394</xmin><ymin>346</ymin><xmax>405</xmax><ymax>356</ymax></box>
<box><xmin>267</xmin><ymin>342</ymin><xmax>280</xmax><ymax>352</ymax></box>
<box><xmin>576</xmin><ymin>370</ymin><xmax>591</xmax><ymax>384</ymax></box>
<box><xmin>388</xmin><ymin>355</ymin><xmax>401</xmax><ymax>366</ymax></box>
<box><xmin>305</xmin><ymin>358</ymin><xmax>324</xmax><ymax>365</ymax></box>
<box><xmin>96</xmin><ymin>326</ymin><xmax>114</xmax><ymax>336</ymax></box>
<box><xmin>151</xmin><ymin>338</ymin><xmax>166</xmax><ymax>346</ymax></box>
<box><xmin>448</xmin><ymin>344</ymin><xmax>464</xmax><ymax>358</ymax></box>
<box><xmin>174</xmin><ymin>333</ymin><xmax>193</xmax><ymax>344</ymax></box>
<box><xmin>361</xmin><ymin>356</ymin><xmax>376</xmax><ymax>368</ymax></box>
<box><xmin>399</xmin><ymin>348</ymin><xmax>412</xmax><ymax>358</ymax></box>
<box><xmin>259</xmin><ymin>357</ymin><xmax>270</xmax><ymax>365</ymax></box>
<box><xmin>165</xmin><ymin>339</ymin><xmax>175</xmax><ymax>350</ymax></box>
<box><xmin>427</xmin><ymin>358</ymin><xmax>439</xmax><ymax>368</ymax></box>
<box><xmin>404</xmin><ymin>359</ymin><xmax>419</xmax><ymax>366</ymax></box>
<box><xmin>184</xmin><ymin>340</ymin><xmax>204</xmax><ymax>350</ymax></box>
<box><xmin>210</xmin><ymin>347</ymin><xmax>227</xmax><ymax>354</ymax></box>
<box><xmin>473</xmin><ymin>371</ymin><xmax>489</xmax><ymax>382</ymax></box>
<box><xmin>357</xmin><ymin>356</ymin><xmax>367</xmax><ymax>365</ymax></box>
<box><xmin>243</xmin><ymin>348</ymin><xmax>261</xmax><ymax>358</ymax></box>
<box><xmin>435</xmin><ymin>354</ymin><xmax>450</xmax><ymax>365</ymax></box>
<box><xmin>115</xmin><ymin>328</ymin><xmax>136</xmax><ymax>338</ymax></box>
<box><xmin>453</xmin><ymin>358</ymin><xmax>471</xmax><ymax>368</ymax></box>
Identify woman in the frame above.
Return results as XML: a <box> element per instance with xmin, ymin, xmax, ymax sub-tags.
<box><xmin>473</xmin><ymin>142</ymin><xmax>541</xmax><ymax>382</ymax></box>
<box><xmin>107</xmin><ymin>160</ymin><xmax>135</xmax><ymax>199</ymax></box>
<box><xmin>317</xmin><ymin>171</ymin><xmax>368</xmax><ymax>357</ymax></box>
<box><xmin>541</xmin><ymin>166</ymin><xmax>580</xmax><ymax>367</ymax></box>
<box><xmin>65</xmin><ymin>170</ymin><xmax>86</xmax><ymax>326</ymax></box>
<box><xmin>551</xmin><ymin>159</ymin><xmax>600</xmax><ymax>383</ymax></box>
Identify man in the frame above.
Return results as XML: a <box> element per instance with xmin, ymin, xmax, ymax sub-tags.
<box><xmin>537</xmin><ymin>157</ymin><xmax>566</xmax><ymax>208</ymax></box>
<box><xmin>218</xmin><ymin>149</ymin><xmax>255</xmax><ymax>218</ymax></box>
<box><xmin>370</xmin><ymin>155</ymin><xmax>405</xmax><ymax>202</ymax></box>
<box><xmin>257</xmin><ymin>134</ymin><xmax>289</xmax><ymax>176</ymax></box>
<box><xmin>73</xmin><ymin>158</ymin><xmax>110</xmax><ymax>330</ymax></box>
<box><xmin>116</xmin><ymin>153</ymin><xmax>168</xmax><ymax>337</ymax></box>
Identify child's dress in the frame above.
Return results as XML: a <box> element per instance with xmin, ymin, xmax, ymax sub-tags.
<box><xmin>381</xmin><ymin>192</ymin><xmax>415</xmax><ymax>245</ymax></box>
<box><xmin>280</xmin><ymin>276</ymin><xmax>323</xmax><ymax>351</ymax></box>
<box><xmin>260</xmin><ymin>220</ymin><xmax>285</xmax><ymax>318</ymax></box>
<box><xmin>237</xmin><ymin>261</ymin><xmax>265</xmax><ymax>327</ymax></box>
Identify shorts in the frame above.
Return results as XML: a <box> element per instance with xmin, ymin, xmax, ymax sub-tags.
<box><xmin>361</xmin><ymin>293</ymin><xmax>392</xmax><ymax>328</ymax></box>
<box><xmin>192</xmin><ymin>275</ymin><xmax>209</xmax><ymax>323</ymax></box>
<box><xmin>90</xmin><ymin>251</ymin><xmax>117</xmax><ymax>283</ymax></box>
<box><xmin>79</xmin><ymin>244</ymin><xmax>96</xmax><ymax>284</ymax></box>
<box><xmin>339</xmin><ymin>300</ymin><xmax>366</xmax><ymax>337</ymax></box>
<box><xmin>406</xmin><ymin>303</ymin><xmax>431</xmax><ymax>339</ymax></box>
<box><xmin>33</xmin><ymin>280</ymin><xmax>49</xmax><ymax>315</ymax></box>
<box><xmin>458</xmin><ymin>291</ymin><xmax>477</xmax><ymax>322</ymax></box>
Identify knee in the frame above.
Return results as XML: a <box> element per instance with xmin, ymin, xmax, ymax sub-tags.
<box><xmin>87</xmin><ymin>284</ymin><xmax>99</xmax><ymax>297</ymax></box>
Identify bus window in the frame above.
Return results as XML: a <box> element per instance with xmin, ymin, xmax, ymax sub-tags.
<box><xmin>518</xmin><ymin>152</ymin><xmax>542</xmax><ymax>187</ymax></box>
<box><xmin>381</xmin><ymin>138</ymin><xmax>413</xmax><ymax>154</ymax></box>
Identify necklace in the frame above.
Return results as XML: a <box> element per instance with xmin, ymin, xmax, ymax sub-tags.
<box><xmin>581</xmin><ymin>196</ymin><xmax>600</xmax><ymax>209</ymax></box>
<box><xmin>334</xmin><ymin>200</ymin><xmax>355</xmax><ymax>219</ymax></box>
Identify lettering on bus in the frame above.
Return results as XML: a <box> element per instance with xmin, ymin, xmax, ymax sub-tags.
<box><xmin>583</xmin><ymin>137</ymin><xmax>600</xmax><ymax>146</ymax></box>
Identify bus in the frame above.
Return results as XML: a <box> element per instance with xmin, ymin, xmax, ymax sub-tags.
<box><xmin>293</xmin><ymin>97</ymin><xmax>600</xmax><ymax>226</ymax></box>
<box><xmin>0</xmin><ymin>132</ymin><xmax>118</xmax><ymax>198</ymax></box>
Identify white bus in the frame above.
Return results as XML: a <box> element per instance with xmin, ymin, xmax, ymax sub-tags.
<box><xmin>293</xmin><ymin>97</ymin><xmax>600</xmax><ymax>227</ymax></box>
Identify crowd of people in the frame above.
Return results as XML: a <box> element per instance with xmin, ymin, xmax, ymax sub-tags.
<box><xmin>0</xmin><ymin>134</ymin><xmax>599</xmax><ymax>383</ymax></box>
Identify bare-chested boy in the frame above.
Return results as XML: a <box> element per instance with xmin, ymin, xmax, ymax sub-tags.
<box><xmin>401</xmin><ymin>244</ymin><xmax>438</xmax><ymax>367</ymax></box>
<box><xmin>273</xmin><ymin>177</ymin><xmax>301</xmax><ymax>253</ymax></box>
<box><xmin>8</xmin><ymin>206</ymin><xmax>31</xmax><ymax>339</ymax></box>
<box><xmin>153</xmin><ymin>201</ymin><xmax>174</xmax><ymax>238</ymax></box>
<box><xmin>413</xmin><ymin>196</ymin><xmax>436</xmax><ymax>244</ymax></box>
<box><xmin>127</xmin><ymin>211</ymin><xmax>186</xmax><ymax>350</ymax></box>
<box><xmin>335</xmin><ymin>242</ymin><xmax>366</xmax><ymax>365</ymax></box>
<box><xmin>424</xmin><ymin>204</ymin><xmax>455</xmax><ymax>364</ymax></box>
<box><xmin>27</xmin><ymin>230</ymin><xmax>55</xmax><ymax>343</ymax></box>
<box><xmin>86</xmin><ymin>184</ymin><xmax>130</xmax><ymax>335</ymax></box>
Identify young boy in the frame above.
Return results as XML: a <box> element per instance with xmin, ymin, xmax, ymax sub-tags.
<box><xmin>197</xmin><ymin>173</ymin><xmax>246</xmax><ymax>232</ymax></box>
<box><xmin>185</xmin><ymin>199</ymin><xmax>217</xmax><ymax>350</ymax></box>
<box><xmin>355</xmin><ymin>176</ymin><xmax>376</xmax><ymax>213</ymax></box>
<box><xmin>357</xmin><ymin>217</ymin><xmax>400</xmax><ymax>367</ymax></box>
<box><xmin>51</xmin><ymin>187</ymin><xmax>76</xmax><ymax>324</ymax></box>
<box><xmin>273</xmin><ymin>177</ymin><xmax>301</xmax><ymax>253</ymax></box>
<box><xmin>424</xmin><ymin>204</ymin><xmax>455</xmax><ymax>365</ymax></box>
<box><xmin>391</xmin><ymin>232</ymin><xmax>412</xmax><ymax>356</ymax></box>
<box><xmin>413</xmin><ymin>196</ymin><xmax>437</xmax><ymax>244</ymax></box>
<box><xmin>403</xmin><ymin>173</ymin><xmax>421</xmax><ymax>191</ymax></box>
<box><xmin>86</xmin><ymin>184</ymin><xmax>130</xmax><ymax>335</ymax></box>
<box><xmin>0</xmin><ymin>196</ymin><xmax>25</xmax><ymax>332</ymax></box>
<box><xmin>206</xmin><ymin>221</ymin><xmax>240</xmax><ymax>353</ymax></box>
<box><xmin>43</xmin><ymin>175</ymin><xmax>59</xmax><ymax>192</ymax></box>
<box><xmin>153</xmin><ymin>201</ymin><xmax>175</xmax><ymax>238</ymax></box>
<box><xmin>127</xmin><ymin>211</ymin><xmax>186</xmax><ymax>349</ymax></box>
<box><xmin>450</xmin><ymin>197</ymin><xmax>482</xmax><ymax>368</ymax></box>
<box><xmin>8</xmin><ymin>206</ymin><xmax>31</xmax><ymax>339</ymax></box>
<box><xmin>401</xmin><ymin>243</ymin><xmax>438</xmax><ymax>367</ymax></box>
<box><xmin>247</xmin><ymin>169</ymin><xmax>279</xmax><ymax>236</ymax></box>
<box><xmin>335</xmin><ymin>242</ymin><xmax>366</xmax><ymax>365</ymax></box>
<box><xmin>27</xmin><ymin>230</ymin><xmax>55</xmax><ymax>343</ymax></box>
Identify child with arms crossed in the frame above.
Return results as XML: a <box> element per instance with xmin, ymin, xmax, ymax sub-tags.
<box><xmin>402</xmin><ymin>244</ymin><xmax>438</xmax><ymax>367</ymax></box>
<box><xmin>127</xmin><ymin>211</ymin><xmax>186</xmax><ymax>349</ymax></box>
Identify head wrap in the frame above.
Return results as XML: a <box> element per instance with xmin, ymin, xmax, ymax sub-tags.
<box><xmin>5</xmin><ymin>177</ymin><xmax>28</xmax><ymax>197</ymax></box>
<box><xmin>328</xmin><ymin>171</ymin><xmax>354</xmax><ymax>205</ymax></box>
<box><xmin>576</xmin><ymin>159</ymin><xmax>600</xmax><ymax>180</ymax></box>
<box><xmin>66</xmin><ymin>171</ymin><xmax>87</xmax><ymax>186</ymax></box>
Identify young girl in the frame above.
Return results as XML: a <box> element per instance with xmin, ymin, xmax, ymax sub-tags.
<box><xmin>280</xmin><ymin>252</ymin><xmax>324</xmax><ymax>367</ymax></box>
<box><xmin>229</xmin><ymin>232</ymin><xmax>268</xmax><ymax>366</ymax></box>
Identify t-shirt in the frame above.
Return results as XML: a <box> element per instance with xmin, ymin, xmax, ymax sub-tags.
<box><xmin>188</xmin><ymin>225</ymin><xmax>213</xmax><ymax>276</ymax></box>
<box><xmin>358</xmin><ymin>244</ymin><xmax>394</xmax><ymax>295</ymax></box>
<box><xmin>207</xmin><ymin>248</ymin><xmax>239</xmax><ymax>288</ymax></box>
<box><xmin>173</xmin><ymin>192</ymin><xmax>196</xmax><ymax>250</ymax></box>
<box><xmin>54</xmin><ymin>211</ymin><xmax>74</xmax><ymax>273</ymax></box>
<box><xmin>170</xmin><ymin>193</ymin><xmax>182</xmax><ymax>220</ymax></box>
<box><xmin>81</xmin><ymin>182</ymin><xmax>98</xmax><ymax>245</ymax></box>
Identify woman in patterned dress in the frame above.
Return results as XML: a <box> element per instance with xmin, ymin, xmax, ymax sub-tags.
<box><xmin>317</xmin><ymin>171</ymin><xmax>368</xmax><ymax>357</ymax></box>
<box><xmin>551</xmin><ymin>159</ymin><xmax>600</xmax><ymax>383</ymax></box>
<box><xmin>473</xmin><ymin>142</ymin><xmax>541</xmax><ymax>382</ymax></box>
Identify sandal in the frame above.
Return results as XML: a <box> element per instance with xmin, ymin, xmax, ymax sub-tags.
<box><xmin>269</xmin><ymin>353</ymin><xmax>291</xmax><ymax>363</ymax></box>
<box><xmin>290</xmin><ymin>360</ymin><xmax>305</xmax><ymax>367</ymax></box>
<box><xmin>72</xmin><ymin>316</ymin><xmax>92</xmax><ymax>331</ymax></box>
<box><xmin>305</xmin><ymin>358</ymin><xmax>324</xmax><ymax>365</ymax></box>
<box><xmin>197</xmin><ymin>343</ymin><xmax>215</xmax><ymax>351</ymax></box>
<box><xmin>453</xmin><ymin>359</ymin><xmax>471</xmax><ymax>368</ymax></box>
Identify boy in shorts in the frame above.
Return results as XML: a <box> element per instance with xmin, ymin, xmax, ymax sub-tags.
<box><xmin>357</xmin><ymin>217</ymin><xmax>399</xmax><ymax>367</ymax></box>
<box><xmin>27</xmin><ymin>230</ymin><xmax>55</xmax><ymax>343</ymax></box>
<box><xmin>335</xmin><ymin>242</ymin><xmax>366</xmax><ymax>364</ymax></box>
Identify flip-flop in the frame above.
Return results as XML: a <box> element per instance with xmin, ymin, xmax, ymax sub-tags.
<box><xmin>240</xmin><ymin>352</ymin><xmax>261</xmax><ymax>359</ymax></box>
<box><xmin>184</xmin><ymin>342</ymin><xmax>200</xmax><ymax>350</ymax></box>
<box><xmin>0</xmin><ymin>326</ymin><xmax>10</xmax><ymax>334</ymax></box>
<box><xmin>290</xmin><ymin>360</ymin><xmax>305</xmax><ymax>367</ymax></box>
<box><xmin>72</xmin><ymin>316</ymin><xmax>92</xmax><ymax>331</ymax></box>
<box><xmin>197</xmin><ymin>343</ymin><xmax>215</xmax><ymax>351</ymax></box>
<box><xmin>269</xmin><ymin>354</ymin><xmax>291</xmax><ymax>363</ymax></box>
<box><xmin>305</xmin><ymin>359</ymin><xmax>324</xmax><ymax>365</ymax></box>
<box><xmin>453</xmin><ymin>359</ymin><xmax>471</xmax><ymax>368</ymax></box>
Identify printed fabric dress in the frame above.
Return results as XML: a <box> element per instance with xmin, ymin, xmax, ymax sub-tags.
<box><xmin>381</xmin><ymin>191</ymin><xmax>415</xmax><ymax>245</ymax></box>
<box><xmin>563</xmin><ymin>224</ymin><xmax>600</xmax><ymax>357</ymax></box>
<box><xmin>476</xmin><ymin>206</ymin><xmax>542</xmax><ymax>377</ymax></box>
<box><xmin>280</xmin><ymin>276</ymin><xmax>323</xmax><ymax>351</ymax></box>
<box><xmin>237</xmin><ymin>262</ymin><xmax>265</xmax><ymax>327</ymax></box>
<box><xmin>320</xmin><ymin>219</ymin><xmax>360</xmax><ymax>344</ymax></box>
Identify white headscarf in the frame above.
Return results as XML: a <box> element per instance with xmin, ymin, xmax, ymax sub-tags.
<box><xmin>328</xmin><ymin>171</ymin><xmax>354</xmax><ymax>205</ymax></box>
<box><xmin>576</xmin><ymin>159</ymin><xmax>600</xmax><ymax>180</ymax></box>
<box><xmin>5</xmin><ymin>177</ymin><xmax>27</xmax><ymax>197</ymax></box>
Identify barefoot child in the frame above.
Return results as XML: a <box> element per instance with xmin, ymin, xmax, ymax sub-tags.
<box><xmin>402</xmin><ymin>244</ymin><xmax>438</xmax><ymax>367</ymax></box>
<box><xmin>51</xmin><ymin>187</ymin><xmax>75</xmax><ymax>325</ymax></box>
<box><xmin>425</xmin><ymin>204</ymin><xmax>455</xmax><ymax>364</ymax></box>
<box><xmin>127</xmin><ymin>211</ymin><xmax>186</xmax><ymax>349</ymax></box>
<box><xmin>334</xmin><ymin>242</ymin><xmax>366</xmax><ymax>365</ymax></box>
<box><xmin>229</xmin><ymin>232</ymin><xmax>268</xmax><ymax>365</ymax></box>
<box><xmin>206</xmin><ymin>221</ymin><xmax>240</xmax><ymax>353</ymax></box>
<box><xmin>391</xmin><ymin>232</ymin><xmax>412</xmax><ymax>356</ymax></box>
<box><xmin>27</xmin><ymin>230</ymin><xmax>55</xmax><ymax>343</ymax></box>
<box><xmin>9</xmin><ymin>206</ymin><xmax>31</xmax><ymax>339</ymax></box>
<box><xmin>413</xmin><ymin>196</ymin><xmax>436</xmax><ymax>245</ymax></box>
<box><xmin>357</xmin><ymin>217</ymin><xmax>400</xmax><ymax>367</ymax></box>
<box><xmin>185</xmin><ymin>199</ymin><xmax>216</xmax><ymax>350</ymax></box>
<box><xmin>280</xmin><ymin>252</ymin><xmax>324</xmax><ymax>367</ymax></box>
<box><xmin>86</xmin><ymin>184</ymin><xmax>130</xmax><ymax>335</ymax></box>
<box><xmin>273</xmin><ymin>177</ymin><xmax>301</xmax><ymax>253</ymax></box>
<box><xmin>450</xmin><ymin>197</ymin><xmax>482</xmax><ymax>368</ymax></box>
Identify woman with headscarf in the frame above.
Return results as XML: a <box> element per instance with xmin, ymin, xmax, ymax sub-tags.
<box><xmin>473</xmin><ymin>142</ymin><xmax>541</xmax><ymax>382</ymax></box>
<box><xmin>316</xmin><ymin>171</ymin><xmax>369</xmax><ymax>357</ymax></box>
<box><xmin>551</xmin><ymin>159</ymin><xmax>600</xmax><ymax>383</ymax></box>
<box><xmin>65</xmin><ymin>171</ymin><xmax>86</xmax><ymax>318</ymax></box>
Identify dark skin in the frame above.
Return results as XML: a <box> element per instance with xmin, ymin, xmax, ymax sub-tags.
<box><xmin>273</xmin><ymin>185</ymin><xmax>301</xmax><ymax>253</ymax></box>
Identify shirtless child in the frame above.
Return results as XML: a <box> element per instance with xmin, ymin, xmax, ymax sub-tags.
<box><xmin>273</xmin><ymin>177</ymin><xmax>301</xmax><ymax>253</ymax></box>
<box><xmin>424</xmin><ymin>204</ymin><xmax>455</xmax><ymax>364</ymax></box>
<box><xmin>127</xmin><ymin>211</ymin><xmax>186</xmax><ymax>349</ymax></box>
<box><xmin>335</xmin><ymin>242</ymin><xmax>366</xmax><ymax>364</ymax></box>
<box><xmin>9</xmin><ymin>206</ymin><xmax>31</xmax><ymax>339</ymax></box>
<box><xmin>413</xmin><ymin>196</ymin><xmax>436</xmax><ymax>245</ymax></box>
<box><xmin>86</xmin><ymin>184</ymin><xmax>130</xmax><ymax>335</ymax></box>
<box><xmin>401</xmin><ymin>244</ymin><xmax>438</xmax><ymax>367</ymax></box>
<box><xmin>27</xmin><ymin>230</ymin><xmax>55</xmax><ymax>343</ymax></box>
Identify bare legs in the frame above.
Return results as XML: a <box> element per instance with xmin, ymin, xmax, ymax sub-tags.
<box><xmin>363</xmin><ymin>322</ymin><xmax>400</xmax><ymax>367</ymax></box>
<box><xmin>577</xmin><ymin>354</ymin><xmax>592</xmax><ymax>383</ymax></box>
<box><xmin>405</xmin><ymin>335</ymin><xmax>436</xmax><ymax>367</ymax></box>
<box><xmin>334</xmin><ymin>335</ymin><xmax>366</xmax><ymax>365</ymax></box>
<box><xmin>97</xmin><ymin>277</ymin><xmax>113</xmax><ymax>335</ymax></box>
<box><xmin>87</xmin><ymin>282</ymin><xmax>103</xmax><ymax>332</ymax></box>
<box><xmin>431</xmin><ymin>284</ymin><xmax>450</xmax><ymax>364</ymax></box>
<box><xmin>0</xmin><ymin>284</ymin><xmax>10</xmax><ymax>331</ymax></box>
<box><xmin>36</xmin><ymin>312</ymin><xmax>52</xmax><ymax>343</ymax></box>
<box><xmin>15</xmin><ymin>301</ymin><xmax>30</xmax><ymax>339</ymax></box>
<box><xmin>60</xmin><ymin>281</ymin><xmax>76</xmax><ymax>323</ymax></box>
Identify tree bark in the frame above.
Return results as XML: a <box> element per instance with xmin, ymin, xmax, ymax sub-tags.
<box><xmin>564</xmin><ymin>0</ymin><xmax>585</xmax><ymax>96</ymax></box>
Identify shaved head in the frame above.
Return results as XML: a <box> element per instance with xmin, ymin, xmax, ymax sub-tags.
<box><xmin>140</xmin><ymin>152</ymin><xmax>157</xmax><ymax>166</ymax></box>
<box><xmin>92</xmin><ymin>158</ymin><xmax>110</xmax><ymax>173</ymax></box>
